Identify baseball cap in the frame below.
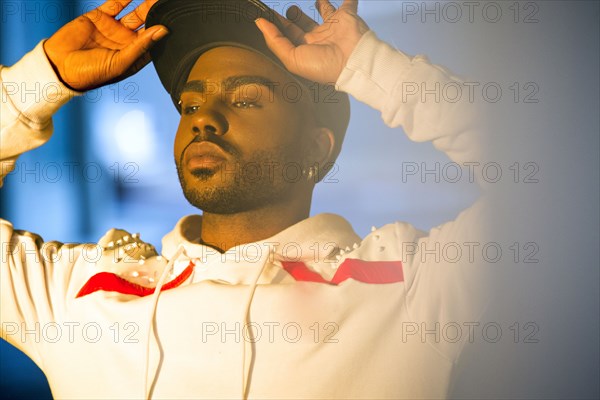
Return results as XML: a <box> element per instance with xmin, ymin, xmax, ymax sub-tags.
<box><xmin>145</xmin><ymin>0</ymin><xmax>351</xmax><ymax>159</ymax></box>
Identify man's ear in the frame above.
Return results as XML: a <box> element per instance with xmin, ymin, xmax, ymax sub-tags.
<box><xmin>305</xmin><ymin>127</ymin><xmax>335</xmax><ymax>182</ymax></box>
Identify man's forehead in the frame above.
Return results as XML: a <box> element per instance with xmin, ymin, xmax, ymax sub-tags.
<box><xmin>179</xmin><ymin>46</ymin><xmax>315</xmax><ymax>109</ymax></box>
<box><xmin>187</xmin><ymin>46</ymin><xmax>295</xmax><ymax>84</ymax></box>
<box><xmin>193</xmin><ymin>46</ymin><xmax>270</xmax><ymax>69</ymax></box>
<box><xmin>181</xmin><ymin>75</ymin><xmax>277</xmax><ymax>94</ymax></box>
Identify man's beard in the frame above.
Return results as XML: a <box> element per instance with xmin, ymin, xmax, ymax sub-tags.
<box><xmin>175</xmin><ymin>149</ymin><xmax>300</xmax><ymax>214</ymax></box>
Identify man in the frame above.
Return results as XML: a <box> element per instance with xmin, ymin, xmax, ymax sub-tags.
<box><xmin>0</xmin><ymin>0</ymin><xmax>490</xmax><ymax>399</ymax></box>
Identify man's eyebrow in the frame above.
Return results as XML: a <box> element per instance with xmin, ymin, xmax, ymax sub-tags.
<box><xmin>181</xmin><ymin>80</ymin><xmax>205</xmax><ymax>94</ymax></box>
<box><xmin>222</xmin><ymin>75</ymin><xmax>277</xmax><ymax>93</ymax></box>
<box><xmin>180</xmin><ymin>76</ymin><xmax>277</xmax><ymax>95</ymax></box>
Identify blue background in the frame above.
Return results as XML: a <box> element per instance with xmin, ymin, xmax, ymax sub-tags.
<box><xmin>1</xmin><ymin>1</ymin><xmax>598</xmax><ymax>399</ymax></box>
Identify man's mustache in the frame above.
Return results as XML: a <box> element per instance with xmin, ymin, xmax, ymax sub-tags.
<box><xmin>179</xmin><ymin>135</ymin><xmax>240</xmax><ymax>168</ymax></box>
<box><xmin>188</xmin><ymin>135</ymin><xmax>239</xmax><ymax>156</ymax></box>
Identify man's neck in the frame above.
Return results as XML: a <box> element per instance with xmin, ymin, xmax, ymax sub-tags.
<box><xmin>199</xmin><ymin>200</ymin><xmax>311</xmax><ymax>253</ymax></box>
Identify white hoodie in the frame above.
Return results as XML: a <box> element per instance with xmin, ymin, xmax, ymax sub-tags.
<box><xmin>0</xmin><ymin>31</ymin><xmax>491</xmax><ymax>399</ymax></box>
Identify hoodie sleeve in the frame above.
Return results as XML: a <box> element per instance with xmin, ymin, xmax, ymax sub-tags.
<box><xmin>0</xmin><ymin>41</ymin><xmax>84</xmax><ymax>365</ymax></box>
<box><xmin>0</xmin><ymin>40</ymin><xmax>80</xmax><ymax>187</ymax></box>
<box><xmin>336</xmin><ymin>30</ymin><xmax>482</xmax><ymax>165</ymax></box>
<box><xmin>0</xmin><ymin>220</ymin><xmax>100</xmax><ymax>368</ymax></box>
<box><xmin>337</xmin><ymin>31</ymin><xmax>492</xmax><ymax>362</ymax></box>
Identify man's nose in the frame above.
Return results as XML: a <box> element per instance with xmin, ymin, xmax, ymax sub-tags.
<box><xmin>191</xmin><ymin>107</ymin><xmax>229</xmax><ymax>137</ymax></box>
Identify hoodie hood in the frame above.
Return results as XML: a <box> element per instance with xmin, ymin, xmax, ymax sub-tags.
<box><xmin>160</xmin><ymin>213</ymin><xmax>362</xmax><ymax>283</ymax></box>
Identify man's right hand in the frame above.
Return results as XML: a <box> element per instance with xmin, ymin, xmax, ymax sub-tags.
<box><xmin>43</xmin><ymin>0</ymin><xmax>168</xmax><ymax>91</ymax></box>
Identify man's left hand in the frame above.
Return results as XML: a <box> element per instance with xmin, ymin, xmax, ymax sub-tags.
<box><xmin>255</xmin><ymin>0</ymin><xmax>369</xmax><ymax>84</ymax></box>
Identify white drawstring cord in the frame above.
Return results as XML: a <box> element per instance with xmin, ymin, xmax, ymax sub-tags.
<box><xmin>143</xmin><ymin>245</ymin><xmax>186</xmax><ymax>400</ymax></box>
<box><xmin>241</xmin><ymin>249</ymin><xmax>273</xmax><ymax>399</ymax></box>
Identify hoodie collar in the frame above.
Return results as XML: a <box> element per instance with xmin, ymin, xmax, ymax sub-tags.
<box><xmin>161</xmin><ymin>213</ymin><xmax>360</xmax><ymax>265</ymax></box>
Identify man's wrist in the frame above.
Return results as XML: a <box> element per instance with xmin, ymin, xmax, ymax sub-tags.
<box><xmin>2</xmin><ymin>40</ymin><xmax>82</xmax><ymax>124</ymax></box>
<box><xmin>42</xmin><ymin>41</ymin><xmax>79</xmax><ymax>92</ymax></box>
<box><xmin>336</xmin><ymin>31</ymin><xmax>412</xmax><ymax>111</ymax></box>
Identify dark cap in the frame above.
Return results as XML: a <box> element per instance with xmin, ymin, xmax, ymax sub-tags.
<box><xmin>146</xmin><ymin>0</ymin><xmax>350</xmax><ymax>160</ymax></box>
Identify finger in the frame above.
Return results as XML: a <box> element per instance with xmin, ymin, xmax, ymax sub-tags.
<box><xmin>85</xmin><ymin>12</ymin><xmax>136</xmax><ymax>47</ymax></box>
<box><xmin>120</xmin><ymin>6</ymin><xmax>144</xmax><ymax>30</ymax></box>
<box><xmin>87</xmin><ymin>11</ymin><xmax>137</xmax><ymax>47</ymax></box>
<box><xmin>315</xmin><ymin>0</ymin><xmax>337</xmax><ymax>21</ymax></box>
<box><xmin>98</xmin><ymin>0</ymin><xmax>133</xmax><ymax>17</ymax></box>
<box><xmin>340</xmin><ymin>0</ymin><xmax>358</xmax><ymax>13</ymax></box>
<box><xmin>271</xmin><ymin>10</ymin><xmax>307</xmax><ymax>46</ymax></box>
<box><xmin>120</xmin><ymin>0</ymin><xmax>158</xmax><ymax>30</ymax></box>
<box><xmin>255</xmin><ymin>18</ymin><xmax>298</xmax><ymax>72</ymax></box>
<box><xmin>136</xmin><ymin>0</ymin><xmax>159</xmax><ymax>21</ymax></box>
<box><xmin>285</xmin><ymin>5</ymin><xmax>318</xmax><ymax>32</ymax></box>
<box><xmin>113</xmin><ymin>25</ymin><xmax>168</xmax><ymax>74</ymax></box>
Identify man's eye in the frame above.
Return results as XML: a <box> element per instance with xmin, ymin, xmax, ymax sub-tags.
<box><xmin>183</xmin><ymin>105</ymin><xmax>200</xmax><ymax>115</ymax></box>
<box><xmin>232</xmin><ymin>101</ymin><xmax>259</xmax><ymax>109</ymax></box>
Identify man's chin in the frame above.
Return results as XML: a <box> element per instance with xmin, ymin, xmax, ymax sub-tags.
<box><xmin>181</xmin><ymin>185</ymin><xmax>241</xmax><ymax>214</ymax></box>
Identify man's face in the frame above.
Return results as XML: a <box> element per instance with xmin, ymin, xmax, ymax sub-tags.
<box><xmin>174</xmin><ymin>46</ymin><xmax>315</xmax><ymax>214</ymax></box>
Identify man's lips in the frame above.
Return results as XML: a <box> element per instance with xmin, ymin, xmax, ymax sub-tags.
<box><xmin>184</xmin><ymin>142</ymin><xmax>228</xmax><ymax>170</ymax></box>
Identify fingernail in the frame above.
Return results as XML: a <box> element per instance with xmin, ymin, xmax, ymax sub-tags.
<box><xmin>151</xmin><ymin>27</ymin><xmax>169</xmax><ymax>41</ymax></box>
